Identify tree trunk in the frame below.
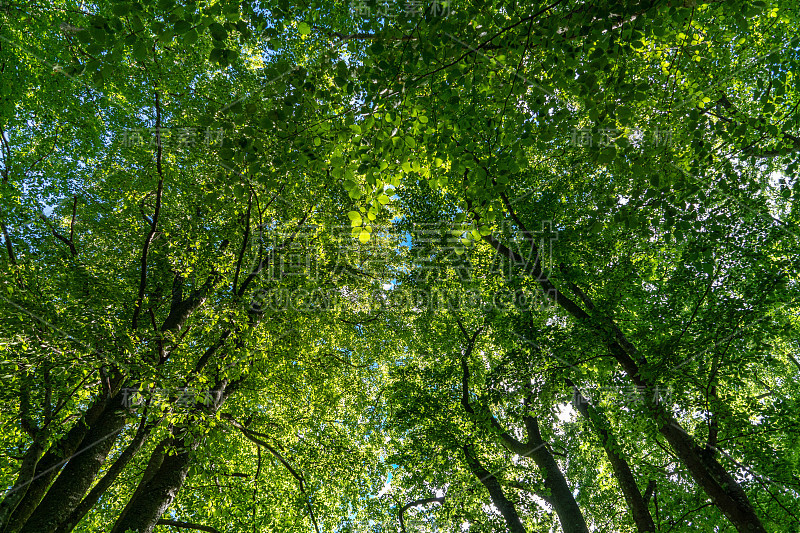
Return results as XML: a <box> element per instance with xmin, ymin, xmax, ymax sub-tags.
<box><xmin>483</xmin><ymin>232</ymin><xmax>768</xmax><ymax>533</ymax></box>
<box><xmin>19</xmin><ymin>395</ymin><xmax>129</xmax><ymax>533</ymax></box>
<box><xmin>463</xmin><ymin>446</ymin><xmax>527</xmax><ymax>533</ymax></box>
<box><xmin>110</xmin><ymin>382</ymin><xmax>231</xmax><ymax>533</ymax></box>
<box><xmin>571</xmin><ymin>384</ymin><xmax>655</xmax><ymax>532</ymax></box>
<box><xmin>521</xmin><ymin>416</ymin><xmax>590</xmax><ymax>533</ymax></box>
<box><xmin>3</xmin><ymin>394</ymin><xmax>111</xmax><ymax>533</ymax></box>
<box><xmin>460</xmin><ymin>354</ymin><xmax>588</xmax><ymax>533</ymax></box>
<box><xmin>0</xmin><ymin>440</ymin><xmax>45</xmax><ymax>532</ymax></box>
<box><xmin>54</xmin><ymin>419</ymin><xmax>152</xmax><ymax>533</ymax></box>
<box><xmin>109</xmin><ymin>443</ymin><xmax>192</xmax><ymax>533</ymax></box>
<box><xmin>656</xmin><ymin>409</ymin><xmax>765</xmax><ymax>533</ymax></box>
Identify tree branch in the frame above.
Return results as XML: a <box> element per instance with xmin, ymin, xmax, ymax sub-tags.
<box><xmin>568</xmin><ymin>379</ymin><xmax>655</xmax><ymax>532</ymax></box>
<box><xmin>398</xmin><ymin>497</ymin><xmax>444</xmax><ymax>533</ymax></box>
<box><xmin>412</xmin><ymin>0</ymin><xmax>565</xmax><ymax>84</ymax></box>
<box><xmin>155</xmin><ymin>519</ymin><xmax>222</xmax><ymax>533</ymax></box>
<box><xmin>39</xmin><ymin>210</ymin><xmax>77</xmax><ymax>257</ymax></box>
<box><xmin>132</xmin><ymin>91</ymin><xmax>165</xmax><ymax>330</ymax></box>
<box><xmin>223</xmin><ymin>415</ymin><xmax>320</xmax><ymax>533</ymax></box>
<box><xmin>463</xmin><ymin>445</ymin><xmax>527</xmax><ymax>533</ymax></box>
<box><xmin>0</xmin><ymin>125</ymin><xmax>17</xmax><ymax>266</ymax></box>
<box><xmin>233</xmin><ymin>192</ymin><xmax>252</xmax><ymax>295</ymax></box>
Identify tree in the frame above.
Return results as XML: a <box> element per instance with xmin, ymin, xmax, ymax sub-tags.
<box><xmin>1</xmin><ymin>0</ymin><xmax>799</xmax><ymax>532</ymax></box>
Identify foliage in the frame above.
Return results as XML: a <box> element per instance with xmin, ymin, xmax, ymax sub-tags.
<box><xmin>1</xmin><ymin>0</ymin><xmax>799</xmax><ymax>532</ymax></box>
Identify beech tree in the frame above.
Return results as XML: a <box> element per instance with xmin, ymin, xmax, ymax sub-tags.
<box><xmin>1</xmin><ymin>0</ymin><xmax>799</xmax><ymax>532</ymax></box>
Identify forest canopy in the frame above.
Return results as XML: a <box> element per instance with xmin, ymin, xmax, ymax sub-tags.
<box><xmin>1</xmin><ymin>0</ymin><xmax>799</xmax><ymax>532</ymax></box>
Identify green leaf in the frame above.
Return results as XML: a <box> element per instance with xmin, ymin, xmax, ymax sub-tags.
<box><xmin>209</xmin><ymin>23</ymin><xmax>227</xmax><ymax>41</ymax></box>
<box><xmin>133</xmin><ymin>40</ymin><xmax>150</xmax><ymax>61</ymax></box>
<box><xmin>175</xmin><ymin>20</ymin><xmax>192</xmax><ymax>34</ymax></box>
<box><xmin>183</xmin><ymin>29</ymin><xmax>199</xmax><ymax>45</ymax></box>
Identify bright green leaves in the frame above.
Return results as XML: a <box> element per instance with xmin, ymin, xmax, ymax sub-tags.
<box><xmin>5</xmin><ymin>3</ymin><xmax>799</xmax><ymax>532</ymax></box>
<box><xmin>343</xmin><ymin>177</ymin><xmax>360</xmax><ymax>196</ymax></box>
<box><xmin>347</xmin><ymin>211</ymin><xmax>362</xmax><ymax>226</ymax></box>
<box><xmin>696</xmin><ymin>95</ymin><xmax>712</xmax><ymax>109</ymax></box>
<box><xmin>348</xmin><ymin>207</ymin><xmax>372</xmax><ymax>242</ymax></box>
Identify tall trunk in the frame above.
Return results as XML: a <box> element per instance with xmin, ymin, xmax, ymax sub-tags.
<box><xmin>483</xmin><ymin>232</ymin><xmax>768</xmax><ymax>532</ymax></box>
<box><xmin>614</xmin><ymin>349</ymin><xmax>765</xmax><ymax>533</ymax></box>
<box><xmin>656</xmin><ymin>412</ymin><xmax>765</xmax><ymax>532</ymax></box>
<box><xmin>1</xmin><ymin>219</ymin><xmax>16</xmax><ymax>266</ymax></box>
<box><xmin>4</xmin><ymin>394</ymin><xmax>111</xmax><ymax>533</ymax></box>
<box><xmin>19</xmin><ymin>395</ymin><xmax>129</xmax><ymax>533</ymax></box>
<box><xmin>0</xmin><ymin>441</ymin><xmax>45</xmax><ymax>532</ymax></box>
<box><xmin>582</xmin><ymin>314</ymin><xmax>765</xmax><ymax>533</ymax></box>
<box><xmin>521</xmin><ymin>416</ymin><xmax>590</xmax><ymax>533</ymax></box>
<box><xmin>111</xmin><ymin>438</ymin><xmax>169</xmax><ymax>532</ymax></box>
<box><xmin>571</xmin><ymin>384</ymin><xmax>655</xmax><ymax>533</ymax></box>
<box><xmin>459</xmin><ymin>355</ymin><xmax>589</xmax><ymax>533</ymax></box>
<box><xmin>54</xmin><ymin>419</ymin><xmax>152</xmax><ymax>533</ymax></box>
<box><xmin>110</xmin><ymin>382</ymin><xmax>231</xmax><ymax>533</ymax></box>
<box><xmin>109</xmin><ymin>442</ymin><xmax>192</xmax><ymax>533</ymax></box>
<box><xmin>463</xmin><ymin>446</ymin><xmax>527</xmax><ymax>533</ymax></box>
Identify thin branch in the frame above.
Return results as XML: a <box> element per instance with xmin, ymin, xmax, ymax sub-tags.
<box><xmin>132</xmin><ymin>91</ymin><xmax>165</xmax><ymax>330</ymax></box>
<box><xmin>673</xmin><ymin>275</ymin><xmax>714</xmax><ymax>350</ymax></box>
<box><xmin>155</xmin><ymin>519</ymin><xmax>222</xmax><ymax>533</ymax></box>
<box><xmin>68</xmin><ymin>195</ymin><xmax>77</xmax><ymax>243</ymax></box>
<box><xmin>237</xmin><ymin>205</ymin><xmax>314</xmax><ymax>298</ymax></box>
<box><xmin>664</xmin><ymin>503</ymin><xmax>714</xmax><ymax>533</ymax></box>
<box><xmin>252</xmin><ymin>447</ymin><xmax>261</xmax><ymax>533</ymax></box>
<box><xmin>233</xmin><ymin>192</ymin><xmax>252</xmax><ymax>294</ymax></box>
<box><xmin>399</xmin><ymin>497</ymin><xmax>444</xmax><ymax>533</ymax></box>
<box><xmin>39</xmin><ymin>213</ymin><xmax>77</xmax><ymax>257</ymax></box>
<box><xmin>223</xmin><ymin>415</ymin><xmax>320</xmax><ymax>533</ymax></box>
<box><xmin>412</xmin><ymin>0</ymin><xmax>565</xmax><ymax>84</ymax></box>
<box><xmin>642</xmin><ymin>480</ymin><xmax>656</xmax><ymax>504</ymax></box>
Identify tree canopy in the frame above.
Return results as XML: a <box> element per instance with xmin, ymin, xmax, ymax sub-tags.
<box><xmin>1</xmin><ymin>0</ymin><xmax>799</xmax><ymax>532</ymax></box>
